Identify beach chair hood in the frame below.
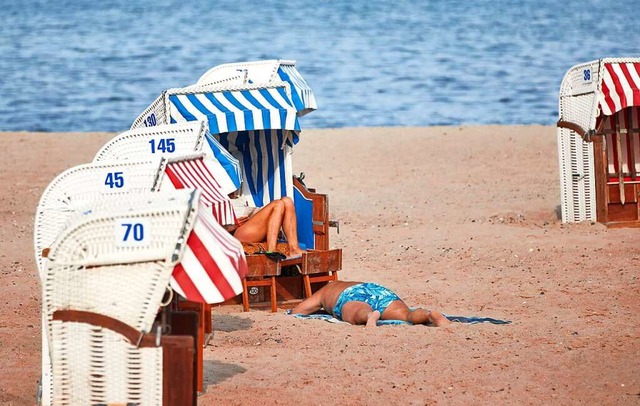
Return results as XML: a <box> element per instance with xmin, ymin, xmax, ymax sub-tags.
<box><xmin>131</xmin><ymin>60</ymin><xmax>318</xmax><ymax>207</ymax></box>
<box><xmin>558</xmin><ymin>58</ymin><xmax>640</xmax><ymax>139</ymax></box>
<box><xmin>194</xmin><ymin>59</ymin><xmax>317</xmax><ymax>116</ymax></box>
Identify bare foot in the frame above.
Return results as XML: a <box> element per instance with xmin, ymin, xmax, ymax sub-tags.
<box><xmin>288</xmin><ymin>247</ymin><xmax>306</xmax><ymax>257</ymax></box>
<box><xmin>366</xmin><ymin>310</ymin><xmax>381</xmax><ymax>327</ymax></box>
<box><xmin>428</xmin><ymin>310</ymin><xmax>451</xmax><ymax>327</ymax></box>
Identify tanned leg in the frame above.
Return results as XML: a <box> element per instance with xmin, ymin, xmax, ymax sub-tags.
<box><xmin>233</xmin><ymin>200</ymin><xmax>285</xmax><ymax>252</ymax></box>
<box><xmin>280</xmin><ymin>197</ymin><xmax>304</xmax><ymax>257</ymax></box>
<box><xmin>407</xmin><ymin>308</ymin><xmax>451</xmax><ymax>327</ymax></box>
<box><xmin>381</xmin><ymin>301</ymin><xmax>451</xmax><ymax>327</ymax></box>
<box><xmin>264</xmin><ymin>200</ymin><xmax>285</xmax><ymax>252</ymax></box>
<box><xmin>341</xmin><ymin>302</ymin><xmax>379</xmax><ymax>327</ymax></box>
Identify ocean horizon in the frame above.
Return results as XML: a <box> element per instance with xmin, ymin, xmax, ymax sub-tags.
<box><xmin>2</xmin><ymin>0</ymin><xmax>640</xmax><ymax>132</ymax></box>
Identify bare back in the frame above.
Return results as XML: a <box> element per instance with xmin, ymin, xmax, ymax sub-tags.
<box><xmin>291</xmin><ymin>280</ymin><xmax>361</xmax><ymax>316</ymax></box>
<box><xmin>315</xmin><ymin>281</ymin><xmax>362</xmax><ymax>315</ymax></box>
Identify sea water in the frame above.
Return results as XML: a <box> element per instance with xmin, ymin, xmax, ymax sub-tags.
<box><xmin>1</xmin><ymin>0</ymin><xmax>639</xmax><ymax>132</ymax></box>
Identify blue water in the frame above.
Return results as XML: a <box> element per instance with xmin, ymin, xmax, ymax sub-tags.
<box><xmin>2</xmin><ymin>0</ymin><xmax>639</xmax><ymax>132</ymax></box>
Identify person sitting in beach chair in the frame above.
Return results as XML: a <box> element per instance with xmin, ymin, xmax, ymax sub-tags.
<box><xmin>291</xmin><ymin>280</ymin><xmax>451</xmax><ymax>327</ymax></box>
<box><xmin>225</xmin><ymin>192</ymin><xmax>305</xmax><ymax>259</ymax></box>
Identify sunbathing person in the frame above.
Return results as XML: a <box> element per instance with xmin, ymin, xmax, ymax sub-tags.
<box><xmin>291</xmin><ymin>280</ymin><xmax>451</xmax><ymax>327</ymax></box>
<box><xmin>225</xmin><ymin>193</ymin><xmax>304</xmax><ymax>258</ymax></box>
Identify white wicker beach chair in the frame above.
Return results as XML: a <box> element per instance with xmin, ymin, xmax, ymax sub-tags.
<box><xmin>34</xmin><ymin>159</ymin><xmax>164</xmax><ymax>406</ymax></box>
<box><xmin>94</xmin><ymin>120</ymin><xmax>242</xmax><ymax>195</ymax></box>
<box><xmin>35</xmin><ymin>156</ymin><xmax>246</xmax><ymax>402</ymax></box>
<box><xmin>43</xmin><ymin>189</ymin><xmax>197</xmax><ymax>406</ymax></box>
<box><xmin>128</xmin><ymin>60</ymin><xmax>318</xmax><ymax>208</ymax></box>
<box><xmin>557</xmin><ymin>57</ymin><xmax>640</xmax><ymax>225</ymax></box>
<box><xmin>34</xmin><ymin>159</ymin><xmax>163</xmax><ymax>279</ymax></box>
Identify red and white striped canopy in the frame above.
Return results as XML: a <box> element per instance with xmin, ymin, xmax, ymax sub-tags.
<box><xmin>598</xmin><ymin>62</ymin><xmax>640</xmax><ymax>116</ymax></box>
<box><xmin>161</xmin><ymin>156</ymin><xmax>246</xmax><ymax>303</ymax></box>
<box><xmin>170</xmin><ymin>204</ymin><xmax>247</xmax><ymax>304</ymax></box>
<box><xmin>164</xmin><ymin>157</ymin><xmax>237</xmax><ymax>225</ymax></box>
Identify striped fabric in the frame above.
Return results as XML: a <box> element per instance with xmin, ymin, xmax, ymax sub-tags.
<box><xmin>170</xmin><ymin>203</ymin><xmax>247</xmax><ymax>304</ymax></box>
<box><xmin>163</xmin><ymin>157</ymin><xmax>237</xmax><ymax>225</ymax></box>
<box><xmin>167</xmin><ymin>86</ymin><xmax>300</xmax><ymax>135</ymax></box>
<box><xmin>599</xmin><ymin>62</ymin><xmax>640</xmax><ymax>116</ymax></box>
<box><xmin>277</xmin><ymin>64</ymin><xmax>317</xmax><ymax>116</ymax></box>
<box><xmin>214</xmin><ymin>129</ymin><xmax>296</xmax><ymax>207</ymax></box>
<box><xmin>204</xmin><ymin>131</ymin><xmax>242</xmax><ymax>191</ymax></box>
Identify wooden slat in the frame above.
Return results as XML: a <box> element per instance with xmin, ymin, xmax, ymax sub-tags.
<box><xmin>615</xmin><ymin>115</ymin><xmax>626</xmax><ymax>205</ymax></box>
<box><xmin>169</xmin><ymin>311</ymin><xmax>200</xmax><ymax>396</ymax></box>
<box><xmin>593</xmin><ymin>135</ymin><xmax>608</xmax><ymax>222</ymax></box>
<box><xmin>162</xmin><ymin>335</ymin><xmax>196</xmax><ymax>406</ymax></box>
<box><xmin>625</xmin><ymin>109</ymin><xmax>637</xmax><ymax>180</ymax></box>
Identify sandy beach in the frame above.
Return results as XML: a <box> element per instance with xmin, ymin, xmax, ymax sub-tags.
<box><xmin>1</xmin><ymin>125</ymin><xmax>638</xmax><ymax>405</ymax></box>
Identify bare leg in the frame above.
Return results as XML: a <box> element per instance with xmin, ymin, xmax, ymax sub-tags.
<box><xmin>233</xmin><ymin>200</ymin><xmax>285</xmax><ymax>252</ymax></box>
<box><xmin>381</xmin><ymin>301</ymin><xmax>451</xmax><ymax>327</ymax></box>
<box><xmin>280</xmin><ymin>197</ymin><xmax>304</xmax><ymax>257</ymax></box>
<box><xmin>407</xmin><ymin>308</ymin><xmax>451</xmax><ymax>327</ymax></box>
<box><xmin>340</xmin><ymin>301</ymin><xmax>379</xmax><ymax>327</ymax></box>
<box><xmin>366</xmin><ymin>310</ymin><xmax>381</xmax><ymax>327</ymax></box>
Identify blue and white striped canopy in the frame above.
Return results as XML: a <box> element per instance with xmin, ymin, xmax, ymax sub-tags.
<box><xmin>214</xmin><ymin>129</ymin><xmax>296</xmax><ymax>207</ymax></box>
<box><xmin>277</xmin><ymin>64</ymin><xmax>317</xmax><ymax>117</ymax></box>
<box><xmin>204</xmin><ymin>131</ymin><xmax>242</xmax><ymax>191</ymax></box>
<box><xmin>168</xmin><ymin>86</ymin><xmax>300</xmax><ymax>135</ymax></box>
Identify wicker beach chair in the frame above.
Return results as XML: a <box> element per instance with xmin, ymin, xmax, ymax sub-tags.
<box><xmin>129</xmin><ymin>60</ymin><xmax>341</xmax><ymax>312</ymax></box>
<box><xmin>557</xmin><ymin>58</ymin><xmax>640</xmax><ymax>226</ymax></box>
<box><xmin>43</xmin><ymin>189</ymin><xmax>198</xmax><ymax>405</ymax></box>
<box><xmin>34</xmin><ymin>159</ymin><xmax>162</xmax><ymax>279</ymax></box>
<box><xmin>94</xmin><ymin>120</ymin><xmax>242</xmax><ymax>195</ymax></box>
<box><xmin>34</xmin><ymin>159</ymin><xmax>164</xmax><ymax>406</ymax></box>
<box><xmin>35</xmin><ymin>156</ymin><xmax>245</xmax><ymax>400</ymax></box>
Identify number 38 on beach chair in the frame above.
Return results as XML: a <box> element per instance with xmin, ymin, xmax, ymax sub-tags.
<box><xmin>130</xmin><ymin>59</ymin><xmax>342</xmax><ymax>312</ymax></box>
<box><xmin>558</xmin><ymin>57</ymin><xmax>640</xmax><ymax>227</ymax></box>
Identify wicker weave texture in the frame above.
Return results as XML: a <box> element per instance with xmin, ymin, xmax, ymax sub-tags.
<box><xmin>34</xmin><ymin>160</ymin><xmax>162</xmax><ymax>277</ymax></box>
<box><xmin>94</xmin><ymin>121</ymin><xmax>205</xmax><ymax>163</ymax></box>
<box><xmin>196</xmin><ymin>59</ymin><xmax>281</xmax><ymax>87</ymax></box>
<box><xmin>45</xmin><ymin>261</ymin><xmax>174</xmax><ymax>336</ymax></box>
<box><xmin>130</xmin><ymin>93</ymin><xmax>168</xmax><ymax>130</ymax></box>
<box><xmin>50</xmin><ymin>322</ymin><xmax>162</xmax><ymax>406</ymax></box>
<box><xmin>557</xmin><ymin>127</ymin><xmax>596</xmax><ymax>222</ymax></box>
<box><xmin>557</xmin><ymin>60</ymin><xmax>601</xmax><ymax>223</ymax></box>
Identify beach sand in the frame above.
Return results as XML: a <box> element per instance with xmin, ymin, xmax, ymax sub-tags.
<box><xmin>1</xmin><ymin>126</ymin><xmax>638</xmax><ymax>405</ymax></box>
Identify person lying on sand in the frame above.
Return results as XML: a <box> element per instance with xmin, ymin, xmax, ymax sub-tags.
<box><xmin>224</xmin><ymin>193</ymin><xmax>305</xmax><ymax>259</ymax></box>
<box><xmin>291</xmin><ymin>280</ymin><xmax>451</xmax><ymax>327</ymax></box>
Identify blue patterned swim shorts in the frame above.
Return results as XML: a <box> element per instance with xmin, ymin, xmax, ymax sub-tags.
<box><xmin>332</xmin><ymin>283</ymin><xmax>401</xmax><ymax>320</ymax></box>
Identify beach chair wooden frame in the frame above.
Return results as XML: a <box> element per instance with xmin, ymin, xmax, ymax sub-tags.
<box><xmin>239</xmin><ymin>177</ymin><xmax>342</xmax><ymax>312</ymax></box>
<box><xmin>558</xmin><ymin>58</ymin><xmax>640</xmax><ymax>227</ymax></box>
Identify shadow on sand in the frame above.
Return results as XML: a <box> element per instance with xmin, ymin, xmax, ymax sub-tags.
<box><xmin>203</xmin><ymin>359</ymin><xmax>247</xmax><ymax>387</ymax></box>
<box><xmin>212</xmin><ymin>313</ymin><xmax>253</xmax><ymax>332</ymax></box>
